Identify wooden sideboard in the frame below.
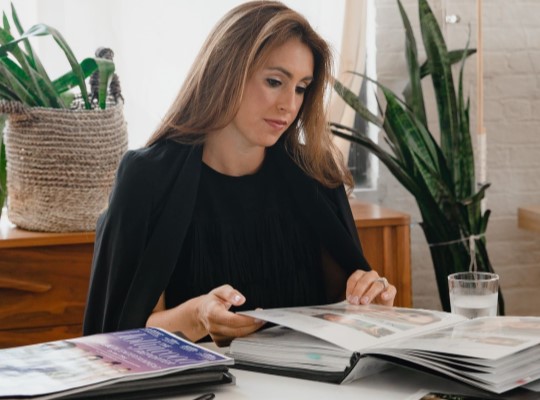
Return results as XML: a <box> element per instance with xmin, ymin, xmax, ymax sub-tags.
<box><xmin>349</xmin><ymin>200</ymin><xmax>411</xmax><ymax>309</ymax></box>
<box><xmin>0</xmin><ymin>201</ymin><xmax>410</xmax><ymax>348</ymax></box>
<box><xmin>0</xmin><ymin>220</ymin><xmax>95</xmax><ymax>348</ymax></box>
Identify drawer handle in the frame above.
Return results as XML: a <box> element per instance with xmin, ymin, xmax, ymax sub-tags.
<box><xmin>0</xmin><ymin>276</ymin><xmax>52</xmax><ymax>293</ymax></box>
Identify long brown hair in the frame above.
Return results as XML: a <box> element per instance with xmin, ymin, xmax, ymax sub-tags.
<box><xmin>146</xmin><ymin>1</ymin><xmax>352</xmax><ymax>188</ymax></box>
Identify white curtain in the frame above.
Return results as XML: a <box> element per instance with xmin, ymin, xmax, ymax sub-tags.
<box><xmin>329</xmin><ymin>0</ymin><xmax>368</xmax><ymax>165</ymax></box>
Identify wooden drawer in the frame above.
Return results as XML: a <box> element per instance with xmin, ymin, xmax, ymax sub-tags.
<box><xmin>0</xmin><ymin>325</ymin><xmax>83</xmax><ymax>348</ymax></box>
<box><xmin>0</xmin><ymin>243</ymin><xmax>93</xmax><ymax>343</ymax></box>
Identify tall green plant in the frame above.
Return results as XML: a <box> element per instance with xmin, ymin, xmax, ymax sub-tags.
<box><xmin>331</xmin><ymin>0</ymin><xmax>504</xmax><ymax>313</ymax></box>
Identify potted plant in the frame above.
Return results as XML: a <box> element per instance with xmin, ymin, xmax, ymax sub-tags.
<box><xmin>0</xmin><ymin>4</ymin><xmax>127</xmax><ymax>231</ymax></box>
<box><xmin>331</xmin><ymin>0</ymin><xmax>504</xmax><ymax>314</ymax></box>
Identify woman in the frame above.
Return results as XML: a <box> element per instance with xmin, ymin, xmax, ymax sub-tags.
<box><xmin>83</xmin><ymin>1</ymin><xmax>396</xmax><ymax>346</ymax></box>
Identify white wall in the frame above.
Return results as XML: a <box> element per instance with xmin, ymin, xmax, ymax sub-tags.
<box><xmin>1</xmin><ymin>0</ymin><xmax>345</xmax><ymax>148</ymax></box>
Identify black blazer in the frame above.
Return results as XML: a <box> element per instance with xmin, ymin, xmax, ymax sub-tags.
<box><xmin>83</xmin><ymin>139</ymin><xmax>370</xmax><ymax>335</ymax></box>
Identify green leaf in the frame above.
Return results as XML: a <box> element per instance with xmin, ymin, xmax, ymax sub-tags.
<box><xmin>53</xmin><ymin>57</ymin><xmax>99</xmax><ymax>93</ymax></box>
<box><xmin>0</xmin><ymin>61</ymin><xmax>38</xmax><ymax>105</ymax></box>
<box><xmin>2</xmin><ymin>11</ymin><xmax>9</xmax><ymax>32</ymax></box>
<box><xmin>419</xmin><ymin>49</ymin><xmax>476</xmax><ymax>78</ymax></box>
<box><xmin>382</xmin><ymin>87</ymin><xmax>438</xmax><ymax>172</ymax></box>
<box><xmin>333</xmin><ymin>79</ymin><xmax>382</xmax><ymax>127</ymax></box>
<box><xmin>419</xmin><ymin>0</ymin><xmax>459</xmax><ymax>176</ymax></box>
<box><xmin>10</xmin><ymin>4</ymin><xmax>48</xmax><ymax>79</ymax></box>
<box><xmin>331</xmin><ymin>124</ymin><xmax>418</xmax><ymax>194</ymax></box>
<box><xmin>403</xmin><ymin>48</ymin><xmax>476</xmax><ymax>104</ymax></box>
<box><xmin>0</xmin><ymin>24</ymin><xmax>91</xmax><ymax>109</ymax></box>
<box><xmin>0</xmin><ymin>26</ymin><xmax>52</xmax><ymax>106</ymax></box>
<box><xmin>455</xmin><ymin>37</ymin><xmax>475</xmax><ymax>201</ymax></box>
<box><xmin>94</xmin><ymin>58</ymin><xmax>115</xmax><ymax>109</ymax></box>
<box><xmin>398</xmin><ymin>0</ymin><xmax>426</xmax><ymax>126</ymax></box>
<box><xmin>0</xmin><ymin>83</ymin><xmax>18</xmax><ymax>100</ymax></box>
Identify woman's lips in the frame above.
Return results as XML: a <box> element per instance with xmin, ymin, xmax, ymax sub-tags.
<box><xmin>265</xmin><ymin>119</ymin><xmax>287</xmax><ymax>130</ymax></box>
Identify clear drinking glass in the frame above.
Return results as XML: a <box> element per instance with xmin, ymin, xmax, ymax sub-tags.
<box><xmin>448</xmin><ymin>272</ymin><xmax>499</xmax><ymax>318</ymax></box>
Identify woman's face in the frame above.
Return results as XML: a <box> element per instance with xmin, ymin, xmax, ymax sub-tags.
<box><xmin>229</xmin><ymin>37</ymin><xmax>314</xmax><ymax>150</ymax></box>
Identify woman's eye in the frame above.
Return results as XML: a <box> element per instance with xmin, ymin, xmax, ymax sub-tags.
<box><xmin>266</xmin><ymin>78</ymin><xmax>281</xmax><ymax>87</ymax></box>
<box><xmin>295</xmin><ymin>86</ymin><xmax>307</xmax><ymax>95</ymax></box>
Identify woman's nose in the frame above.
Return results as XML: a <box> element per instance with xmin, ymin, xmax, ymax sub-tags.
<box><xmin>277</xmin><ymin>88</ymin><xmax>297</xmax><ymax>112</ymax></box>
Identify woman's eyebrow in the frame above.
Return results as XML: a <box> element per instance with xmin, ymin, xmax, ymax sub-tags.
<box><xmin>266</xmin><ymin>66</ymin><xmax>313</xmax><ymax>82</ymax></box>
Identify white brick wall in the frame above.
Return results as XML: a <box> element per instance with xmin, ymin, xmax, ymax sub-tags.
<box><xmin>368</xmin><ymin>0</ymin><xmax>540</xmax><ymax>315</ymax></box>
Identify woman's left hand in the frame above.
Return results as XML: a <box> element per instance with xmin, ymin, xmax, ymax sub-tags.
<box><xmin>345</xmin><ymin>270</ymin><xmax>396</xmax><ymax>306</ymax></box>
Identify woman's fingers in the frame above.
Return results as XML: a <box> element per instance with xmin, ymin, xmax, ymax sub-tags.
<box><xmin>209</xmin><ymin>284</ymin><xmax>246</xmax><ymax>309</ymax></box>
<box><xmin>210</xmin><ymin>316</ymin><xmax>265</xmax><ymax>347</ymax></box>
<box><xmin>346</xmin><ymin>270</ymin><xmax>397</xmax><ymax>306</ymax></box>
<box><xmin>198</xmin><ymin>284</ymin><xmax>264</xmax><ymax>346</ymax></box>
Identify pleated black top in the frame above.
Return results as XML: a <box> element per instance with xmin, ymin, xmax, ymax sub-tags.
<box><xmin>166</xmin><ymin>157</ymin><xmax>326</xmax><ymax>311</ymax></box>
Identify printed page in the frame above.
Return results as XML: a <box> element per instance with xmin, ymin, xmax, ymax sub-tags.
<box><xmin>371</xmin><ymin>316</ymin><xmax>540</xmax><ymax>359</ymax></box>
<box><xmin>0</xmin><ymin>328</ymin><xmax>232</xmax><ymax>399</ymax></box>
<box><xmin>240</xmin><ymin>302</ymin><xmax>465</xmax><ymax>352</ymax></box>
<box><xmin>230</xmin><ymin>326</ymin><xmax>353</xmax><ymax>372</ymax></box>
<box><xmin>360</xmin><ymin>316</ymin><xmax>540</xmax><ymax>393</ymax></box>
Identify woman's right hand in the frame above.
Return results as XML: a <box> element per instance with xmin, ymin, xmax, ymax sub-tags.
<box><xmin>196</xmin><ymin>284</ymin><xmax>264</xmax><ymax>347</ymax></box>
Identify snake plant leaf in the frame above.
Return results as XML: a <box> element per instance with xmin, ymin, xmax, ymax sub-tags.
<box><xmin>420</xmin><ymin>49</ymin><xmax>476</xmax><ymax>77</ymax></box>
<box><xmin>455</xmin><ymin>40</ymin><xmax>475</xmax><ymax>200</ymax></box>
<box><xmin>330</xmin><ymin>124</ymin><xmax>420</xmax><ymax>196</ymax></box>
<box><xmin>385</xmin><ymin>86</ymin><xmax>455</xmax><ymax>192</ymax></box>
<box><xmin>463</xmin><ymin>182</ymin><xmax>490</xmax><ymax>231</ymax></box>
<box><xmin>411</xmin><ymin>151</ymin><xmax>457</xmax><ymax>218</ymax></box>
<box><xmin>382</xmin><ymin>87</ymin><xmax>440</xmax><ymax>173</ymax></box>
<box><xmin>461</xmin><ymin>182</ymin><xmax>490</xmax><ymax>206</ymax></box>
<box><xmin>344</xmin><ymin>72</ymin><xmax>415</xmax><ymax>163</ymax></box>
<box><xmin>419</xmin><ymin>0</ymin><xmax>459</xmax><ymax>177</ymax></box>
<box><xmin>333</xmin><ymin>79</ymin><xmax>382</xmax><ymax>127</ymax></box>
<box><xmin>403</xmin><ymin>49</ymin><xmax>476</xmax><ymax>102</ymax></box>
<box><xmin>398</xmin><ymin>0</ymin><xmax>426</xmax><ymax>126</ymax></box>
<box><xmin>479</xmin><ymin>208</ymin><xmax>491</xmax><ymax>234</ymax></box>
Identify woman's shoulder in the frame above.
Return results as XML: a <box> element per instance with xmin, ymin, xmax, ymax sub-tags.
<box><xmin>119</xmin><ymin>140</ymin><xmax>199</xmax><ymax>175</ymax></box>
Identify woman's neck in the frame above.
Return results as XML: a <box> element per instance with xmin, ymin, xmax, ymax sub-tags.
<box><xmin>203</xmin><ymin>130</ymin><xmax>265</xmax><ymax>176</ymax></box>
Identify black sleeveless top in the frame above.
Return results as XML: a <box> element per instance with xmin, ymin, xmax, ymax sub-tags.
<box><xmin>165</xmin><ymin>157</ymin><xmax>326</xmax><ymax>311</ymax></box>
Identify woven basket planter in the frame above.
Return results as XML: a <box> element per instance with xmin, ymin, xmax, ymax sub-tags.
<box><xmin>1</xmin><ymin>101</ymin><xmax>127</xmax><ymax>232</ymax></box>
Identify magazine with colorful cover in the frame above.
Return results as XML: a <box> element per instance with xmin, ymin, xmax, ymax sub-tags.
<box><xmin>230</xmin><ymin>302</ymin><xmax>540</xmax><ymax>394</ymax></box>
<box><xmin>0</xmin><ymin>327</ymin><xmax>234</xmax><ymax>399</ymax></box>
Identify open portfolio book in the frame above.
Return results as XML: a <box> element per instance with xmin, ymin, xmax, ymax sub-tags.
<box><xmin>0</xmin><ymin>328</ymin><xmax>233</xmax><ymax>400</ymax></box>
<box><xmin>230</xmin><ymin>302</ymin><xmax>540</xmax><ymax>395</ymax></box>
